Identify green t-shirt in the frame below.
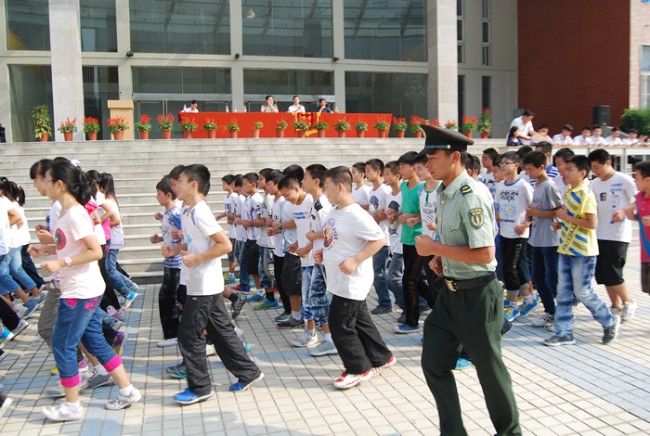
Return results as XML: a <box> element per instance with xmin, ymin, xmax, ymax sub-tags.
<box><xmin>400</xmin><ymin>180</ymin><xmax>424</xmax><ymax>245</ymax></box>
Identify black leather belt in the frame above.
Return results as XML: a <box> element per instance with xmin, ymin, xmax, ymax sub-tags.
<box><xmin>444</xmin><ymin>272</ymin><xmax>496</xmax><ymax>292</ymax></box>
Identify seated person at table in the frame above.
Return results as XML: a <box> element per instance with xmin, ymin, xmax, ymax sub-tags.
<box><xmin>317</xmin><ymin>98</ymin><xmax>332</xmax><ymax>114</ymax></box>
<box><xmin>261</xmin><ymin>95</ymin><xmax>279</xmax><ymax>113</ymax></box>
<box><xmin>288</xmin><ymin>96</ymin><xmax>306</xmax><ymax>114</ymax></box>
<box><xmin>182</xmin><ymin>100</ymin><xmax>199</xmax><ymax>113</ymax></box>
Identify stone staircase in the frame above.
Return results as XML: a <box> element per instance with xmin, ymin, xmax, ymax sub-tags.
<box><xmin>0</xmin><ymin>137</ymin><xmax>500</xmax><ymax>283</ymax></box>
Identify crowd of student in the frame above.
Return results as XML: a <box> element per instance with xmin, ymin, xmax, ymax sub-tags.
<box><xmin>2</xmin><ymin>134</ymin><xmax>650</xmax><ymax>431</ymax></box>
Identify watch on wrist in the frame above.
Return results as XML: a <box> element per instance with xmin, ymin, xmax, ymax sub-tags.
<box><xmin>64</xmin><ymin>257</ymin><xmax>72</xmax><ymax>268</ymax></box>
<box><xmin>277</xmin><ymin>222</ymin><xmax>282</xmax><ymax>230</ymax></box>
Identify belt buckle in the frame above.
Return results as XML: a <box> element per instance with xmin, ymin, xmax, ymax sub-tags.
<box><xmin>445</xmin><ymin>278</ymin><xmax>457</xmax><ymax>292</ymax></box>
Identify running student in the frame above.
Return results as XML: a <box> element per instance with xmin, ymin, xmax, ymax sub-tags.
<box><xmin>351</xmin><ymin>162</ymin><xmax>370</xmax><ymax>210</ymax></box>
<box><xmin>628</xmin><ymin>160</ymin><xmax>650</xmax><ymax>295</ymax></box>
<box><xmin>216</xmin><ymin>174</ymin><xmax>237</xmax><ymax>284</ymax></box>
<box><xmin>30</xmin><ymin>159</ymin><xmax>141</xmax><ymax>421</ymax></box>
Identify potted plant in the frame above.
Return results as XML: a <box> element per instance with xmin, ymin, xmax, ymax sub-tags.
<box><xmin>461</xmin><ymin>115</ymin><xmax>477</xmax><ymax>138</ymax></box>
<box><xmin>180</xmin><ymin>118</ymin><xmax>198</xmax><ymax>139</ymax></box>
<box><xmin>334</xmin><ymin>119</ymin><xmax>350</xmax><ymax>137</ymax></box>
<box><xmin>252</xmin><ymin>121</ymin><xmax>263</xmax><ymax>138</ymax></box>
<box><xmin>157</xmin><ymin>113</ymin><xmax>175</xmax><ymax>139</ymax></box>
<box><xmin>374</xmin><ymin>120</ymin><xmax>390</xmax><ymax>138</ymax></box>
<box><xmin>57</xmin><ymin>117</ymin><xmax>77</xmax><ymax>141</ymax></box>
<box><xmin>134</xmin><ymin>114</ymin><xmax>152</xmax><ymax>140</ymax></box>
<box><xmin>203</xmin><ymin>119</ymin><xmax>218</xmax><ymax>139</ymax></box>
<box><xmin>355</xmin><ymin>121</ymin><xmax>368</xmax><ymax>138</ymax></box>
<box><xmin>410</xmin><ymin>116</ymin><xmax>424</xmax><ymax>138</ymax></box>
<box><xmin>431</xmin><ymin>119</ymin><xmax>441</xmax><ymax>127</ymax></box>
<box><xmin>293</xmin><ymin>120</ymin><xmax>309</xmax><ymax>138</ymax></box>
<box><xmin>478</xmin><ymin>108</ymin><xmax>492</xmax><ymax>138</ymax></box>
<box><xmin>444</xmin><ymin>120</ymin><xmax>458</xmax><ymax>131</ymax></box>
<box><xmin>313</xmin><ymin>120</ymin><xmax>329</xmax><ymax>138</ymax></box>
<box><xmin>32</xmin><ymin>104</ymin><xmax>52</xmax><ymax>142</ymax></box>
<box><xmin>83</xmin><ymin>117</ymin><xmax>100</xmax><ymax>141</ymax></box>
<box><xmin>276</xmin><ymin>120</ymin><xmax>288</xmax><ymax>138</ymax></box>
<box><xmin>226</xmin><ymin>120</ymin><xmax>240</xmax><ymax>139</ymax></box>
<box><xmin>392</xmin><ymin>117</ymin><xmax>408</xmax><ymax>138</ymax></box>
<box><xmin>106</xmin><ymin>116</ymin><xmax>129</xmax><ymax>140</ymax></box>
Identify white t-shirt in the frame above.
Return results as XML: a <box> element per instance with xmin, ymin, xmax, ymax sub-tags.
<box><xmin>385</xmin><ymin>189</ymin><xmax>403</xmax><ymax>255</ymax></box>
<box><xmin>244</xmin><ymin>192</ymin><xmax>263</xmax><ymax>241</ymax></box>
<box><xmin>310</xmin><ymin>194</ymin><xmax>332</xmax><ymax>252</ymax></box>
<box><xmin>0</xmin><ymin>197</ymin><xmax>13</xmax><ymax>255</ymax></box>
<box><xmin>352</xmin><ymin>184</ymin><xmax>371</xmax><ymax>208</ymax></box>
<box><xmin>181</xmin><ymin>200</ymin><xmax>225</xmax><ymax>296</ymax></box>
<box><xmin>368</xmin><ymin>184</ymin><xmax>391</xmax><ymax>246</ymax></box>
<box><xmin>55</xmin><ymin>205</ymin><xmax>104</xmax><ymax>299</ymax></box>
<box><xmin>292</xmin><ymin>194</ymin><xmax>314</xmax><ymax>266</ymax></box>
<box><xmin>10</xmin><ymin>202</ymin><xmax>31</xmax><ymax>247</ymax></box>
<box><xmin>323</xmin><ymin>203</ymin><xmax>385</xmax><ymax>301</ymax></box>
<box><xmin>590</xmin><ymin>172</ymin><xmax>637</xmax><ymax>243</ymax></box>
<box><xmin>234</xmin><ymin>195</ymin><xmax>247</xmax><ymax>242</ymax></box>
<box><xmin>48</xmin><ymin>201</ymin><xmax>62</xmax><ymax>234</ymax></box>
<box><xmin>606</xmin><ymin>135</ymin><xmax>624</xmax><ymax>146</ymax></box>
<box><xmin>271</xmin><ymin>195</ymin><xmax>286</xmax><ymax>257</ymax></box>
<box><xmin>510</xmin><ymin>116</ymin><xmax>534</xmax><ymax>136</ymax></box>
<box><xmin>281</xmin><ymin>198</ymin><xmax>297</xmax><ymax>253</ymax></box>
<box><xmin>482</xmin><ymin>171</ymin><xmax>497</xmax><ymax>198</ymax></box>
<box><xmin>495</xmin><ymin>178</ymin><xmax>534</xmax><ymax>239</ymax></box>
<box><xmin>573</xmin><ymin>135</ymin><xmax>593</xmax><ymax>146</ymax></box>
<box><xmin>92</xmin><ymin>192</ymin><xmax>107</xmax><ymax>246</ymax></box>
<box><xmin>419</xmin><ymin>182</ymin><xmax>440</xmax><ymax>239</ymax></box>
<box><xmin>256</xmin><ymin>193</ymin><xmax>275</xmax><ymax>249</ymax></box>
<box><xmin>224</xmin><ymin>192</ymin><xmax>238</xmax><ymax>239</ymax></box>
<box><xmin>287</xmin><ymin>104</ymin><xmax>305</xmax><ymax>113</ymax></box>
<box><xmin>552</xmin><ymin>133</ymin><xmax>574</xmax><ymax>145</ymax></box>
<box><xmin>591</xmin><ymin>136</ymin><xmax>607</xmax><ymax>147</ymax></box>
<box><xmin>104</xmin><ymin>199</ymin><xmax>124</xmax><ymax>249</ymax></box>
<box><xmin>179</xmin><ymin>204</ymin><xmax>189</xmax><ymax>286</ymax></box>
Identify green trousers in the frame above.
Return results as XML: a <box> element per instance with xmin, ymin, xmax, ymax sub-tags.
<box><xmin>421</xmin><ymin>277</ymin><xmax>522</xmax><ymax>436</ymax></box>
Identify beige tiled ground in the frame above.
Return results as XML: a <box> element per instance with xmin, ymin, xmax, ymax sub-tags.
<box><xmin>1</xmin><ymin>244</ymin><xmax>650</xmax><ymax>435</ymax></box>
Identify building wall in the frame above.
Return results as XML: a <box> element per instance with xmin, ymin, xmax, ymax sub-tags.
<box><xmin>517</xmin><ymin>0</ymin><xmax>630</xmax><ymax>133</ymax></box>
<box><xmin>630</xmin><ymin>1</ymin><xmax>650</xmax><ymax>108</ymax></box>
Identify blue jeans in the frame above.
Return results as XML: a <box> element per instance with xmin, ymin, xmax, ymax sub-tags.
<box><xmin>7</xmin><ymin>247</ymin><xmax>36</xmax><ymax>291</ymax></box>
<box><xmin>238</xmin><ymin>240</ymin><xmax>251</xmax><ymax>293</ymax></box>
<box><xmin>531</xmin><ymin>246</ymin><xmax>558</xmax><ymax>315</ymax></box>
<box><xmin>301</xmin><ymin>265</ymin><xmax>314</xmax><ymax>320</ymax></box>
<box><xmin>372</xmin><ymin>246</ymin><xmax>392</xmax><ymax>308</ymax></box>
<box><xmin>387</xmin><ymin>253</ymin><xmax>405</xmax><ymax>310</ymax></box>
<box><xmin>309</xmin><ymin>264</ymin><xmax>329</xmax><ymax>327</ymax></box>
<box><xmin>105</xmin><ymin>248</ymin><xmax>136</xmax><ymax>298</ymax></box>
<box><xmin>52</xmin><ymin>296</ymin><xmax>122</xmax><ymax>387</ymax></box>
<box><xmin>0</xmin><ymin>253</ymin><xmax>20</xmax><ymax>295</ymax></box>
<box><xmin>258</xmin><ymin>246</ymin><xmax>275</xmax><ymax>289</ymax></box>
<box><xmin>555</xmin><ymin>255</ymin><xmax>615</xmax><ymax>337</ymax></box>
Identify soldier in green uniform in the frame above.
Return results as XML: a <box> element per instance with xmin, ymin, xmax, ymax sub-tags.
<box><xmin>415</xmin><ymin>125</ymin><xmax>521</xmax><ymax>436</ymax></box>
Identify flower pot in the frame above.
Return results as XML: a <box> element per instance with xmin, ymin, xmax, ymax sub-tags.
<box><xmin>87</xmin><ymin>132</ymin><xmax>98</xmax><ymax>141</ymax></box>
<box><xmin>415</xmin><ymin>130</ymin><xmax>423</xmax><ymax>139</ymax></box>
<box><xmin>276</xmin><ymin>129</ymin><xmax>285</xmax><ymax>138</ymax></box>
<box><xmin>138</xmin><ymin>130</ymin><xmax>149</xmax><ymax>140</ymax></box>
<box><xmin>252</xmin><ymin>129</ymin><xmax>260</xmax><ymax>138</ymax></box>
<box><xmin>317</xmin><ymin>129</ymin><xmax>326</xmax><ymax>138</ymax></box>
<box><xmin>39</xmin><ymin>133</ymin><xmax>49</xmax><ymax>142</ymax></box>
<box><xmin>378</xmin><ymin>130</ymin><xmax>388</xmax><ymax>138</ymax></box>
<box><xmin>480</xmin><ymin>131</ymin><xmax>490</xmax><ymax>139</ymax></box>
<box><xmin>229</xmin><ymin>130</ymin><xmax>238</xmax><ymax>139</ymax></box>
<box><xmin>63</xmin><ymin>132</ymin><xmax>73</xmax><ymax>141</ymax></box>
<box><xmin>207</xmin><ymin>129</ymin><xmax>217</xmax><ymax>139</ymax></box>
<box><xmin>396</xmin><ymin>130</ymin><xmax>405</xmax><ymax>138</ymax></box>
<box><xmin>463</xmin><ymin>130</ymin><xmax>473</xmax><ymax>138</ymax></box>
<box><xmin>296</xmin><ymin>130</ymin><xmax>306</xmax><ymax>138</ymax></box>
<box><xmin>356</xmin><ymin>130</ymin><xmax>366</xmax><ymax>138</ymax></box>
<box><xmin>182</xmin><ymin>131</ymin><xmax>192</xmax><ymax>139</ymax></box>
<box><xmin>337</xmin><ymin>130</ymin><xmax>346</xmax><ymax>138</ymax></box>
<box><xmin>113</xmin><ymin>130</ymin><xmax>124</xmax><ymax>140</ymax></box>
<box><xmin>162</xmin><ymin>129</ymin><xmax>172</xmax><ymax>139</ymax></box>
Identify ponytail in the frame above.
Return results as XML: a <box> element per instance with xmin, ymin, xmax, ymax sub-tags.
<box><xmin>50</xmin><ymin>159</ymin><xmax>92</xmax><ymax>205</ymax></box>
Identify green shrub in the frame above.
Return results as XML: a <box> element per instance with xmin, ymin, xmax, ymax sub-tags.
<box><xmin>621</xmin><ymin>108</ymin><xmax>650</xmax><ymax>136</ymax></box>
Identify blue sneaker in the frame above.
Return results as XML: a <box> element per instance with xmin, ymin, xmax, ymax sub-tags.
<box><xmin>0</xmin><ymin>327</ymin><xmax>15</xmax><ymax>348</ymax></box>
<box><xmin>224</xmin><ymin>273</ymin><xmax>236</xmax><ymax>284</ymax></box>
<box><xmin>168</xmin><ymin>363</ymin><xmax>187</xmax><ymax>379</ymax></box>
<box><xmin>393</xmin><ymin>324</ymin><xmax>420</xmax><ymax>334</ymax></box>
<box><xmin>173</xmin><ymin>388</ymin><xmax>213</xmax><ymax>405</ymax></box>
<box><xmin>247</xmin><ymin>293</ymin><xmax>264</xmax><ymax>303</ymax></box>
<box><xmin>229</xmin><ymin>372</ymin><xmax>264</xmax><ymax>392</ymax></box>
<box><xmin>123</xmin><ymin>291</ymin><xmax>138</xmax><ymax>309</ymax></box>
<box><xmin>504</xmin><ymin>305</ymin><xmax>520</xmax><ymax>321</ymax></box>
<box><xmin>454</xmin><ymin>357</ymin><xmax>474</xmax><ymax>370</ymax></box>
<box><xmin>33</xmin><ymin>293</ymin><xmax>47</xmax><ymax>306</ymax></box>
<box><xmin>23</xmin><ymin>300</ymin><xmax>39</xmax><ymax>318</ymax></box>
<box><xmin>519</xmin><ymin>296</ymin><xmax>539</xmax><ymax>317</ymax></box>
<box><xmin>244</xmin><ymin>343</ymin><xmax>254</xmax><ymax>353</ymax></box>
<box><xmin>253</xmin><ymin>298</ymin><xmax>280</xmax><ymax>311</ymax></box>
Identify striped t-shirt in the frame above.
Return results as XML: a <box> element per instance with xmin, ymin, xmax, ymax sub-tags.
<box><xmin>558</xmin><ymin>183</ymin><xmax>598</xmax><ymax>257</ymax></box>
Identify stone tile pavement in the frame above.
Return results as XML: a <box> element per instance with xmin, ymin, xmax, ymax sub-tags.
<box><xmin>2</xmin><ymin>245</ymin><xmax>650</xmax><ymax>435</ymax></box>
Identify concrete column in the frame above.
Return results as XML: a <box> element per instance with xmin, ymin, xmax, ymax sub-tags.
<box><xmin>427</xmin><ymin>0</ymin><xmax>458</xmax><ymax>123</ymax></box>
<box><xmin>0</xmin><ymin>0</ymin><xmax>9</xmax><ymax>140</ymax></box>
<box><xmin>230</xmin><ymin>0</ymin><xmax>244</xmax><ymax>110</ymax></box>
<box><xmin>332</xmin><ymin>0</ymin><xmax>345</xmax><ymax>113</ymax></box>
<box><xmin>49</xmin><ymin>0</ymin><xmax>84</xmax><ymax>141</ymax></box>
<box><xmin>115</xmin><ymin>0</ymin><xmax>133</xmax><ymax>100</ymax></box>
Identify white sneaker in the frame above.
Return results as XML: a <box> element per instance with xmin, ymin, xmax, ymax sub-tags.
<box><xmin>12</xmin><ymin>304</ymin><xmax>27</xmax><ymax>319</ymax></box>
<box><xmin>206</xmin><ymin>344</ymin><xmax>217</xmax><ymax>356</ymax></box>
<box><xmin>290</xmin><ymin>330</ymin><xmax>318</xmax><ymax>348</ymax></box>
<box><xmin>531</xmin><ymin>313</ymin><xmax>554</xmax><ymax>328</ymax></box>
<box><xmin>156</xmin><ymin>337</ymin><xmax>178</xmax><ymax>348</ymax></box>
<box><xmin>105</xmin><ymin>387</ymin><xmax>142</xmax><ymax>410</ymax></box>
<box><xmin>310</xmin><ymin>339</ymin><xmax>338</xmax><ymax>356</ymax></box>
<box><xmin>42</xmin><ymin>402</ymin><xmax>84</xmax><ymax>421</ymax></box>
<box><xmin>622</xmin><ymin>300</ymin><xmax>638</xmax><ymax>321</ymax></box>
<box><xmin>333</xmin><ymin>369</ymin><xmax>373</xmax><ymax>389</ymax></box>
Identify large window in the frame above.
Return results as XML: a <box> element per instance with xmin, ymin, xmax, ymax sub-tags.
<box><xmin>244</xmin><ymin>69</ymin><xmax>333</xmax><ymax>111</ymax></box>
<box><xmin>642</xmin><ymin>46</ymin><xmax>650</xmax><ymax>108</ymax></box>
<box><xmin>132</xmin><ymin>67</ymin><xmax>231</xmax><ymax>95</ymax></box>
<box><xmin>84</xmin><ymin>67</ymin><xmax>119</xmax><ymax>140</ymax></box>
<box><xmin>6</xmin><ymin>0</ymin><xmax>50</xmax><ymax>50</ymax></box>
<box><xmin>457</xmin><ymin>0</ymin><xmax>464</xmax><ymax>64</ymax></box>
<box><xmin>481</xmin><ymin>0</ymin><xmax>491</xmax><ymax>66</ymax></box>
<box><xmin>80</xmin><ymin>0</ymin><xmax>117</xmax><ymax>52</ymax></box>
<box><xmin>243</xmin><ymin>0</ymin><xmax>332</xmax><ymax>58</ymax></box>
<box><xmin>344</xmin><ymin>0</ymin><xmax>426</xmax><ymax>62</ymax></box>
<box><xmin>9</xmin><ymin>65</ymin><xmax>53</xmax><ymax>142</ymax></box>
<box><xmin>482</xmin><ymin>76</ymin><xmax>491</xmax><ymax>110</ymax></box>
<box><xmin>130</xmin><ymin>0</ymin><xmax>230</xmax><ymax>54</ymax></box>
<box><xmin>345</xmin><ymin>72</ymin><xmax>427</xmax><ymax>130</ymax></box>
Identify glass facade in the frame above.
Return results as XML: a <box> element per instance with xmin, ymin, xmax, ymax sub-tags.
<box><xmin>130</xmin><ymin>0</ymin><xmax>230</xmax><ymax>54</ymax></box>
<box><xmin>83</xmin><ymin>67</ymin><xmax>119</xmax><ymax>140</ymax></box>
<box><xmin>244</xmin><ymin>69</ymin><xmax>333</xmax><ymax>111</ymax></box>
<box><xmin>6</xmin><ymin>0</ymin><xmax>50</xmax><ymax>50</ymax></box>
<box><xmin>132</xmin><ymin>67</ymin><xmax>231</xmax><ymax>94</ymax></box>
<box><xmin>9</xmin><ymin>65</ymin><xmax>53</xmax><ymax>142</ymax></box>
<box><xmin>642</xmin><ymin>46</ymin><xmax>650</xmax><ymax>108</ymax></box>
<box><xmin>344</xmin><ymin>0</ymin><xmax>426</xmax><ymax>62</ymax></box>
<box><xmin>80</xmin><ymin>0</ymin><xmax>117</xmax><ymax>52</ymax></box>
<box><xmin>243</xmin><ymin>0</ymin><xmax>332</xmax><ymax>58</ymax></box>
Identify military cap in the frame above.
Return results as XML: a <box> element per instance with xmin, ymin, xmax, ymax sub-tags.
<box><xmin>421</xmin><ymin>124</ymin><xmax>474</xmax><ymax>154</ymax></box>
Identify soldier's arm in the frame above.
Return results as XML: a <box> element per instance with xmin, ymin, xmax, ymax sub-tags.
<box><xmin>415</xmin><ymin>236</ymin><xmax>494</xmax><ymax>264</ymax></box>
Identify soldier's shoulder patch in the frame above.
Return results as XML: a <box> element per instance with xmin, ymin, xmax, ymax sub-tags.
<box><xmin>460</xmin><ymin>185</ymin><xmax>473</xmax><ymax>195</ymax></box>
<box><xmin>469</xmin><ymin>208</ymin><xmax>484</xmax><ymax>228</ymax></box>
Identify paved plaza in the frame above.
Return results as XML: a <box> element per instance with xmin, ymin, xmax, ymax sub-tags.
<box><xmin>2</xmin><ymin>244</ymin><xmax>650</xmax><ymax>435</ymax></box>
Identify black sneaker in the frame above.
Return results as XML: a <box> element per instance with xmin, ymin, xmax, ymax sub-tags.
<box><xmin>602</xmin><ymin>314</ymin><xmax>621</xmax><ymax>345</ymax></box>
<box><xmin>419</xmin><ymin>304</ymin><xmax>431</xmax><ymax>314</ymax></box>
<box><xmin>371</xmin><ymin>306</ymin><xmax>393</xmax><ymax>315</ymax></box>
<box><xmin>543</xmin><ymin>334</ymin><xmax>575</xmax><ymax>347</ymax></box>
<box><xmin>501</xmin><ymin>318</ymin><xmax>513</xmax><ymax>336</ymax></box>
<box><xmin>274</xmin><ymin>312</ymin><xmax>291</xmax><ymax>323</ymax></box>
<box><xmin>397</xmin><ymin>312</ymin><xmax>406</xmax><ymax>324</ymax></box>
<box><xmin>276</xmin><ymin>316</ymin><xmax>305</xmax><ymax>329</ymax></box>
<box><xmin>231</xmin><ymin>294</ymin><xmax>247</xmax><ymax>320</ymax></box>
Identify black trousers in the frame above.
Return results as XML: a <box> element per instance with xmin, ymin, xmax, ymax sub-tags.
<box><xmin>273</xmin><ymin>254</ymin><xmax>290</xmax><ymax>312</ymax></box>
<box><xmin>159</xmin><ymin>267</ymin><xmax>181</xmax><ymax>339</ymax></box>
<box><xmin>178</xmin><ymin>293</ymin><xmax>261</xmax><ymax>396</ymax></box>
<box><xmin>423</xmin><ymin>255</ymin><xmax>445</xmax><ymax>308</ymax></box>
<box><xmin>329</xmin><ymin>295</ymin><xmax>393</xmax><ymax>374</ymax></box>
<box><xmin>0</xmin><ymin>296</ymin><xmax>19</xmax><ymax>331</ymax></box>
<box><xmin>402</xmin><ymin>244</ymin><xmax>431</xmax><ymax>327</ymax></box>
<box><xmin>499</xmin><ymin>237</ymin><xmax>527</xmax><ymax>292</ymax></box>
